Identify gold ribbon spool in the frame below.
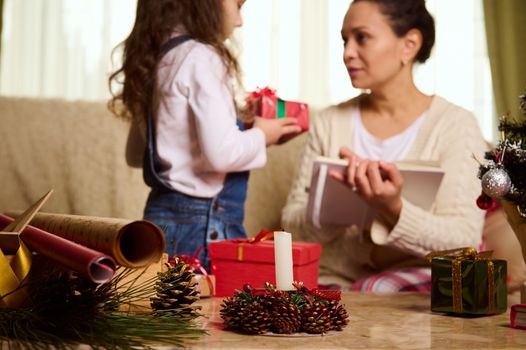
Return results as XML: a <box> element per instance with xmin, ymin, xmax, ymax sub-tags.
<box><xmin>0</xmin><ymin>190</ymin><xmax>53</xmax><ymax>308</ymax></box>
<box><xmin>0</xmin><ymin>239</ymin><xmax>32</xmax><ymax>308</ymax></box>
<box><xmin>426</xmin><ymin>247</ymin><xmax>496</xmax><ymax>314</ymax></box>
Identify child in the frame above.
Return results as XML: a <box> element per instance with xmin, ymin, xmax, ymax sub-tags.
<box><xmin>108</xmin><ymin>0</ymin><xmax>300</xmax><ymax>269</ymax></box>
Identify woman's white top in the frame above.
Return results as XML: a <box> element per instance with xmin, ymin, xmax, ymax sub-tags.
<box><xmin>351</xmin><ymin>107</ymin><xmax>427</xmax><ymax>162</ymax></box>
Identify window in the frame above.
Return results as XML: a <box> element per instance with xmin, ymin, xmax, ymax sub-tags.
<box><xmin>0</xmin><ymin>0</ymin><xmax>495</xmax><ymax>139</ymax></box>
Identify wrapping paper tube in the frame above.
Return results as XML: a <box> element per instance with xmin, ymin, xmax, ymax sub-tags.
<box><xmin>6</xmin><ymin>212</ymin><xmax>165</xmax><ymax>268</ymax></box>
<box><xmin>0</xmin><ymin>214</ymin><xmax>115</xmax><ymax>284</ymax></box>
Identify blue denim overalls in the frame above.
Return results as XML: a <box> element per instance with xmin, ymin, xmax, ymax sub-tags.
<box><xmin>143</xmin><ymin>36</ymin><xmax>248</xmax><ymax>271</ymax></box>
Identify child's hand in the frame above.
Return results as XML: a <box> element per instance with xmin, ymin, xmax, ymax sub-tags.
<box><xmin>238</xmin><ymin>101</ymin><xmax>259</xmax><ymax>124</ymax></box>
<box><xmin>253</xmin><ymin>117</ymin><xmax>301</xmax><ymax>146</ymax></box>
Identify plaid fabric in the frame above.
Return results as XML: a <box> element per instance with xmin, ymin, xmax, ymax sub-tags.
<box><xmin>350</xmin><ymin>267</ymin><xmax>432</xmax><ymax>293</ymax></box>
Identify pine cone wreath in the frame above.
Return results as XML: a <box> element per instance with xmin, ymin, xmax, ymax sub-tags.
<box><xmin>220</xmin><ymin>282</ymin><xmax>349</xmax><ymax>335</ymax></box>
<box><xmin>150</xmin><ymin>260</ymin><xmax>201</xmax><ymax>317</ymax></box>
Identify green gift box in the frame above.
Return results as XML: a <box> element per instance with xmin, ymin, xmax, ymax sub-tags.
<box><xmin>428</xmin><ymin>248</ymin><xmax>507</xmax><ymax>315</ymax></box>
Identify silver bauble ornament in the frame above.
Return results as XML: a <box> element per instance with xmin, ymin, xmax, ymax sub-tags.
<box><xmin>481</xmin><ymin>168</ymin><xmax>511</xmax><ymax>198</ymax></box>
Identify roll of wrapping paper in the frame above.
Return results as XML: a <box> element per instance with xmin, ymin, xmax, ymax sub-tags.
<box><xmin>6</xmin><ymin>212</ymin><xmax>165</xmax><ymax>268</ymax></box>
<box><xmin>0</xmin><ymin>214</ymin><xmax>116</xmax><ymax>284</ymax></box>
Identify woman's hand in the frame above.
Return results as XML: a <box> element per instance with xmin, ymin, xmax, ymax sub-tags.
<box><xmin>357</xmin><ymin>160</ymin><xmax>403</xmax><ymax>223</ymax></box>
<box><xmin>329</xmin><ymin>146</ymin><xmax>404</xmax><ymax>225</ymax></box>
<box><xmin>253</xmin><ymin>117</ymin><xmax>301</xmax><ymax>146</ymax></box>
<box><xmin>330</xmin><ymin>147</ymin><xmax>364</xmax><ymax>188</ymax></box>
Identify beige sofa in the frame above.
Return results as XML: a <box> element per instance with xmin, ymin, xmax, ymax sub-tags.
<box><xmin>0</xmin><ymin>95</ymin><xmax>302</xmax><ymax>233</ymax></box>
<box><xmin>1</xmin><ymin>96</ymin><xmax>525</xmax><ymax>291</ymax></box>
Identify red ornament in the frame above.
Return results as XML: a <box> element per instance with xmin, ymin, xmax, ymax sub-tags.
<box><xmin>476</xmin><ymin>193</ymin><xmax>494</xmax><ymax>210</ymax></box>
<box><xmin>243</xmin><ymin>283</ymin><xmax>253</xmax><ymax>293</ymax></box>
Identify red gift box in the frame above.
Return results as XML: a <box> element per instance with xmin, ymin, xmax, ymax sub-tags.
<box><xmin>209</xmin><ymin>238</ymin><xmax>321</xmax><ymax>297</ymax></box>
<box><xmin>246</xmin><ymin>87</ymin><xmax>309</xmax><ymax>137</ymax></box>
<box><xmin>511</xmin><ymin>304</ymin><xmax>526</xmax><ymax>330</ymax></box>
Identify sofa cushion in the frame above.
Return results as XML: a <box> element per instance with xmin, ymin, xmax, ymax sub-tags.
<box><xmin>244</xmin><ymin>134</ymin><xmax>307</xmax><ymax>235</ymax></box>
<box><xmin>0</xmin><ymin>96</ymin><xmax>148</xmax><ymax>219</ymax></box>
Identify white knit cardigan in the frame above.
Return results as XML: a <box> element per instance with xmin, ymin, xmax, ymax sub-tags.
<box><xmin>282</xmin><ymin>95</ymin><xmax>488</xmax><ymax>283</ymax></box>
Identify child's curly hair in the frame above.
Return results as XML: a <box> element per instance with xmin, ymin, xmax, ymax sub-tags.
<box><xmin>108</xmin><ymin>0</ymin><xmax>241</xmax><ymax>121</ymax></box>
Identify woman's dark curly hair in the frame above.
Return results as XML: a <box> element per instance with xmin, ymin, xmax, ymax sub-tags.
<box><xmin>353</xmin><ymin>0</ymin><xmax>435</xmax><ymax>63</ymax></box>
<box><xmin>108</xmin><ymin>0</ymin><xmax>241</xmax><ymax>121</ymax></box>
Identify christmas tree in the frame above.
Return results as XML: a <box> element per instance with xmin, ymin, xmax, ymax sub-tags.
<box><xmin>478</xmin><ymin>92</ymin><xmax>526</xmax><ymax>217</ymax></box>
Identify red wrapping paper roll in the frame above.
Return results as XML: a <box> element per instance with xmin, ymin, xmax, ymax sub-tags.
<box><xmin>0</xmin><ymin>214</ymin><xmax>115</xmax><ymax>284</ymax></box>
<box><xmin>6</xmin><ymin>211</ymin><xmax>165</xmax><ymax>268</ymax></box>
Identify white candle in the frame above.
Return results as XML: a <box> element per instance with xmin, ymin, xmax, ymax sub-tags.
<box><xmin>274</xmin><ymin>231</ymin><xmax>294</xmax><ymax>290</ymax></box>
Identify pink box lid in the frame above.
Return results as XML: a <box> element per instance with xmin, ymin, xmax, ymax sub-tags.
<box><xmin>209</xmin><ymin>240</ymin><xmax>321</xmax><ymax>266</ymax></box>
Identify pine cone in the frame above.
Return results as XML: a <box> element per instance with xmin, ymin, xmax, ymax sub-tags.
<box><xmin>326</xmin><ymin>300</ymin><xmax>349</xmax><ymax>331</ymax></box>
<box><xmin>150</xmin><ymin>260</ymin><xmax>200</xmax><ymax>317</ymax></box>
<box><xmin>300</xmin><ymin>300</ymin><xmax>332</xmax><ymax>334</ymax></box>
<box><xmin>238</xmin><ymin>299</ymin><xmax>271</xmax><ymax>334</ymax></box>
<box><xmin>260</xmin><ymin>286</ymin><xmax>285</xmax><ymax>310</ymax></box>
<box><xmin>221</xmin><ymin>290</ymin><xmax>271</xmax><ymax>334</ymax></box>
<box><xmin>220</xmin><ymin>296</ymin><xmax>243</xmax><ymax>329</ymax></box>
<box><xmin>270</xmin><ymin>301</ymin><xmax>301</xmax><ymax>334</ymax></box>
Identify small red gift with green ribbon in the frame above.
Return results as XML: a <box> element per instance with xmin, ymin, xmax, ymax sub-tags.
<box><xmin>246</xmin><ymin>87</ymin><xmax>309</xmax><ymax>139</ymax></box>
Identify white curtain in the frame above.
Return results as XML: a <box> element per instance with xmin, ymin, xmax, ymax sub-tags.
<box><xmin>239</xmin><ymin>0</ymin><xmax>495</xmax><ymax>140</ymax></box>
<box><xmin>0</xmin><ymin>0</ymin><xmax>136</xmax><ymax>100</ymax></box>
<box><xmin>0</xmin><ymin>0</ymin><xmax>495</xmax><ymax>139</ymax></box>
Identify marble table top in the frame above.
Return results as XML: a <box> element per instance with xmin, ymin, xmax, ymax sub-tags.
<box><xmin>186</xmin><ymin>292</ymin><xmax>526</xmax><ymax>349</ymax></box>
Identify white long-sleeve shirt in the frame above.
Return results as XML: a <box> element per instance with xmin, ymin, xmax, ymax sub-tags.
<box><xmin>126</xmin><ymin>39</ymin><xmax>266</xmax><ymax>198</ymax></box>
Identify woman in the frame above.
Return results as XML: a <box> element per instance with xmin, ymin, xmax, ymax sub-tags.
<box><xmin>282</xmin><ymin>0</ymin><xmax>487</xmax><ymax>292</ymax></box>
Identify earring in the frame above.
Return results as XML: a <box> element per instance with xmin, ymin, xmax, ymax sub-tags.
<box><xmin>402</xmin><ymin>59</ymin><xmax>408</xmax><ymax>66</ymax></box>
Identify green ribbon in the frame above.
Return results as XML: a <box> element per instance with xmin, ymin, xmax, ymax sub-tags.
<box><xmin>277</xmin><ymin>99</ymin><xmax>286</xmax><ymax>119</ymax></box>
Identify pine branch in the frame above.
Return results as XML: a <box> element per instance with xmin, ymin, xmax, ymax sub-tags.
<box><xmin>0</xmin><ymin>262</ymin><xmax>206</xmax><ymax>349</ymax></box>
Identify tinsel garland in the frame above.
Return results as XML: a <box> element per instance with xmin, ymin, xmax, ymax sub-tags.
<box><xmin>0</xmin><ymin>257</ymin><xmax>206</xmax><ymax>349</ymax></box>
<box><xmin>478</xmin><ymin>93</ymin><xmax>526</xmax><ymax>216</ymax></box>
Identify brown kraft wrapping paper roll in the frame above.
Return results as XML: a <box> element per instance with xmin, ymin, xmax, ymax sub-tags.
<box><xmin>0</xmin><ymin>214</ymin><xmax>116</xmax><ymax>283</ymax></box>
<box><xmin>6</xmin><ymin>212</ymin><xmax>166</xmax><ymax>268</ymax></box>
